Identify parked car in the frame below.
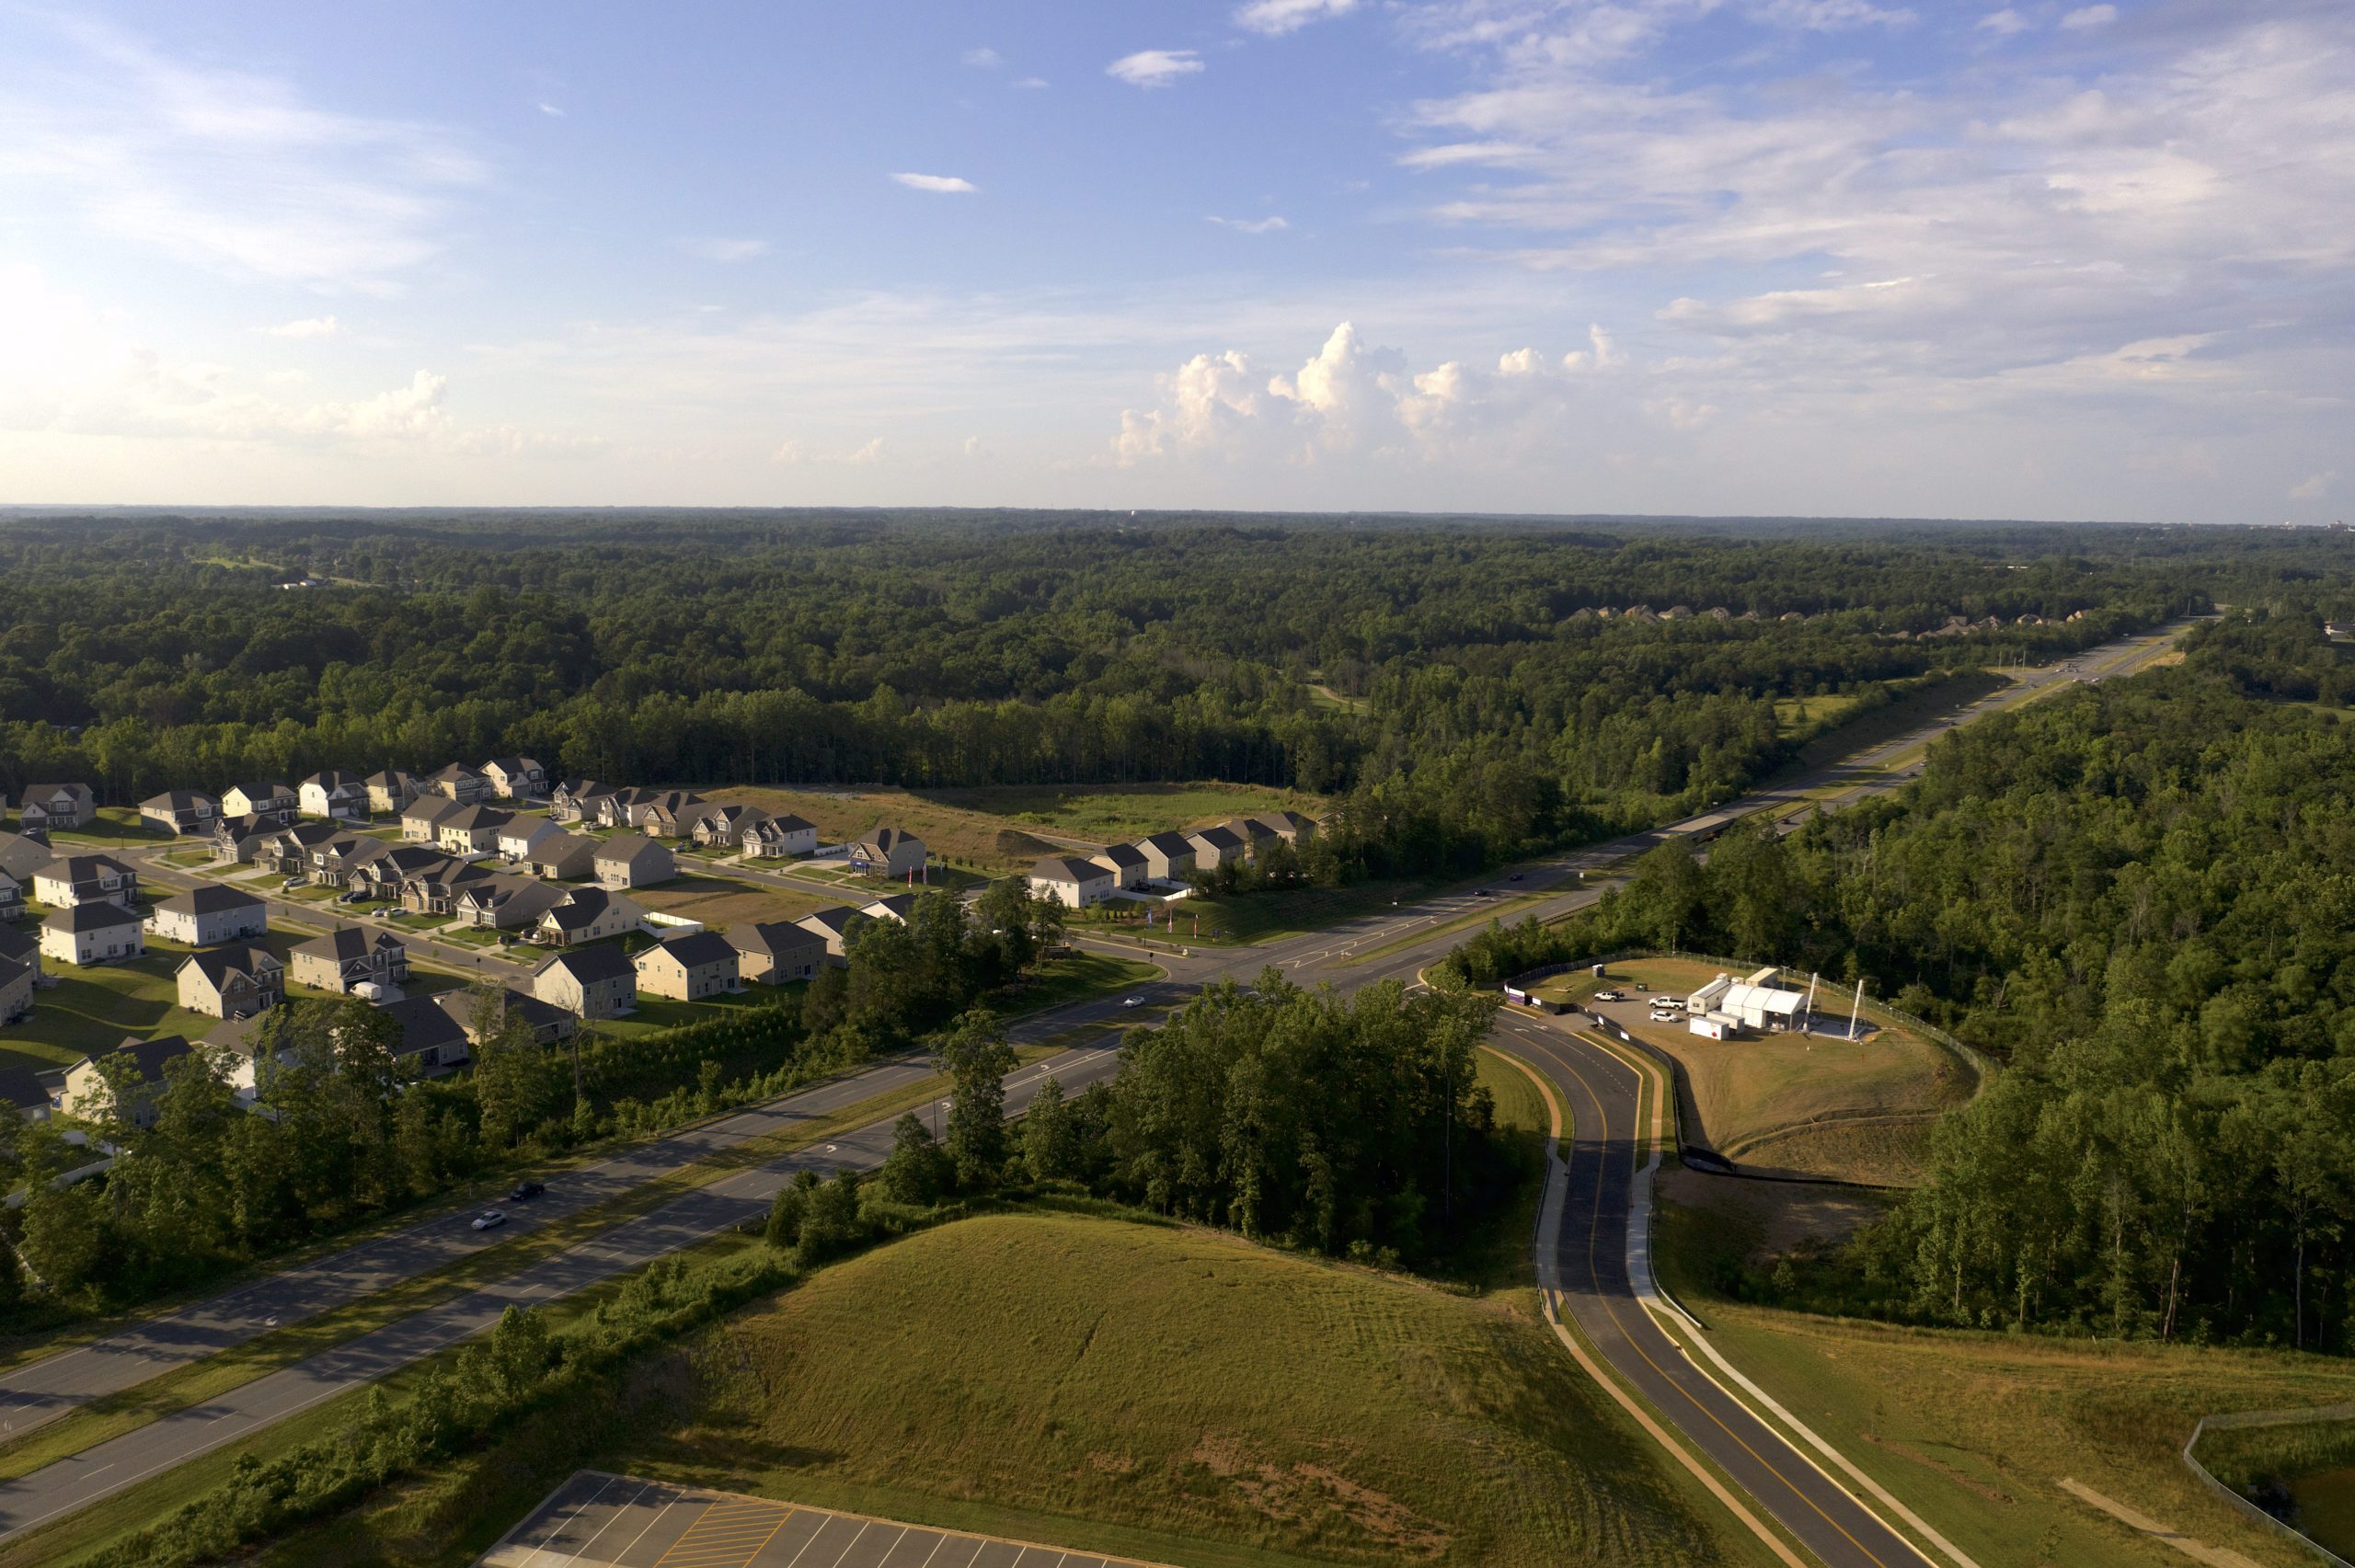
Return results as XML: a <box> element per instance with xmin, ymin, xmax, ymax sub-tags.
<box><xmin>1121</xmin><ymin>995</ymin><xmax>1146</xmax><ymax>1009</ymax></box>
<box><xmin>1650</xmin><ymin>1007</ymin><xmax>1682</xmax><ymax>1023</ymax></box>
<box><xmin>471</xmin><ymin>1209</ymin><xmax>506</xmax><ymax>1231</ymax></box>
<box><xmin>507</xmin><ymin>1180</ymin><xmax>545</xmax><ymax>1202</ymax></box>
<box><xmin>1509</xmin><ymin>872</ymin><xmax>1523</xmax><ymax>882</ymax></box>
<box><xmin>338</xmin><ymin>888</ymin><xmax>367</xmax><ymax>903</ymax></box>
<box><xmin>1594</xmin><ymin>989</ymin><xmax>1625</xmax><ymax>1002</ymax></box>
<box><xmin>281</xmin><ymin>876</ymin><xmax>305</xmax><ymax>890</ymax></box>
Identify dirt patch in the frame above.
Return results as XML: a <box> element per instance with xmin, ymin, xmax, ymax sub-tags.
<box><xmin>1189</xmin><ymin>1432</ymin><xmax>1451</xmax><ymax>1558</ymax></box>
<box><xmin>1659</xmin><ymin>1167</ymin><xmax>1888</xmax><ymax>1262</ymax></box>
<box><xmin>633</xmin><ymin>873</ymin><xmax>825</xmax><ymax>933</ymax></box>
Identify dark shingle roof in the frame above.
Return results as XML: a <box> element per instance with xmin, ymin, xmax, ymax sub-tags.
<box><xmin>640</xmin><ymin>931</ymin><xmax>737</xmax><ymax>968</ymax></box>
<box><xmin>45</xmin><ymin>900</ymin><xmax>141</xmax><ymax>933</ymax></box>
<box><xmin>537</xmin><ymin>944</ymin><xmax>635</xmax><ymax>984</ymax></box>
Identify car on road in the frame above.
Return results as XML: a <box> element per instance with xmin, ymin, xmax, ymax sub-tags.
<box><xmin>1121</xmin><ymin>995</ymin><xmax>1146</xmax><ymax>1008</ymax></box>
<box><xmin>471</xmin><ymin>1209</ymin><xmax>506</xmax><ymax>1231</ymax></box>
<box><xmin>1508</xmin><ymin>872</ymin><xmax>1522</xmax><ymax>881</ymax></box>
<box><xmin>507</xmin><ymin>1181</ymin><xmax>545</xmax><ymax>1202</ymax></box>
<box><xmin>1473</xmin><ymin>888</ymin><xmax>1493</xmax><ymax>898</ymax></box>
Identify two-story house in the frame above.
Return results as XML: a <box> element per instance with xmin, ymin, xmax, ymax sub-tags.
<box><xmin>633</xmin><ymin>931</ymin><xmax>740</xmax><ymax>1000</ymax></box>
<box><xmin>147</xmin><ymin>886</ymin><xmax>268</xmax><ymax>946</ymax></box>
<box><xmin>175</xmin><ymin>945</ymin><xmax>284</xmax><ymax>1020</ymax></box>
<box><xmin>740</xmin><ymin>812</ymin><xmax>819</xmax><ymax>858</ymax></box>
<box><xmin>549</xmin><ymin>779</ymin><xmax>615</xmax><ymax>823</ymax></box>
<box><xmin>533</xmin><ymin>886</ymin><xmax>647</xmax><ymax>946</ymax></box>
<box><xmin>364</xmin><ymin>768</ymin><xmax>423</xmax><ymax>815</ymax></box>
<box><xmin>138</xmin><ymin>790</ymin><xmax>218</xmax><ymax>836</ymax></box>
<box><xmin>845</xmin><ymin>826</ymin><xmax>925</xmax><ymax>879</ymax></box>
<box><xmin>32</xmin><ymin>854</ymin><xmax>140</xmax><ymax>909</ymax></box>
<box><xmin>480</xmin><ymin>757</ymin><xmax>548</xmax><ymax>800</ymax></box>
<box><xmin>428</xmin><ymin>762</ymin><xmax>492</xmax><ymax>805</ymax></box>
<box><xmin>532</xmin><ymin>944</ymin><xmax>637</xmax><ymax>1019</ymax></box>
<box><xmin>221</xmin><ymin>783</ymin><xmax>298</xmax><ymax>823</ymax></box>
<box><xmin>298</xmin><ymin>770</ymin><xmax>370</xmax><ymax>821</ymax></box>
<box><xmin>727</xmin><ymin>920</ymin><xmax>828</xmax><ymax>985</ymax></box>
<box><xmin>434</xmin><ymin>804</ymin><xmax>513</xmax><ymax>854</ymax></box>
<box><xmin>290</xmin><ymin>927</ymin><xmax>409</xmax><ymax>994</ymax></box>
<box><xmin>42</xmin><ymin>901</ymin><xmax>143</xmax><ymax>967</ymax></box>
<box><xmin>61</xmin><ymin>1035</ymin><xmax>194</xmax><ymax>1127</ymax></box>
<box><xmin>593</xmin><ymin>836</ymin><xmax>674</xmax><ymax>888</ymax></box>
<box><xmin>17</xmin><ymin>784</ymin><xmax>96</xmax><ymax>833</ymax></box>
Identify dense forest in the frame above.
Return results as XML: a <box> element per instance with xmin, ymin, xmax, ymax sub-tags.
<box><xmin>1445</xmin><ymin>604</ymin><xmax>2355</xmax><ymax>1351</ymax></box>
<box><xmin>0</xmin><ymin>510</ymin><xmax>2222</xmax><ymax>876</ymax></box>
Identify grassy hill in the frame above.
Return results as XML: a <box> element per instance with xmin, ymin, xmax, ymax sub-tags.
<box><xmin>615</xmin><ymin>1210</ymin><xmax>1775</xmax><ymax>1567</ymax></box>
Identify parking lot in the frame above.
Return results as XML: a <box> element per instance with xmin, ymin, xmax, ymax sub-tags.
<box><xmin>480</xmin><ymin>1472</ymin><xmax>1163</xmax><ymax>1568</ymax></box>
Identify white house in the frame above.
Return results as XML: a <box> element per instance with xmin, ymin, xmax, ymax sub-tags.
<box><xmin>299</xmin><ymin>770</ymin><xmax>370</xmax><ymax>820</ymax></box>
<box><xmin>1029</xmin><ymin>855</ymin><xmax>1115</xmax><ymax>909</ymax></box>
<box><xmin>33</xmin><ymin>855</ymin><xmax>141</xmax><ymax>909</ymax></box>
<box><xmin>147</xmin><ymin>886</ymin><xmax>268</xmax><ymax>946</ymax></box>
<box><xmin>495</xmin><ymin>818</ymin><xmax>566</xmax><ymax>863</ymax></box>
<box><xmin>40</xmin><ymin>901</ymin><xmax>144</xmax><ymax>967</ymax></box>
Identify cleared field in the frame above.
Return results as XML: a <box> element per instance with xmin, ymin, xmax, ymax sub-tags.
<box><xmin>702</xmin><ymin>786</ymin><xmax>1069</xmax><ymax>871</ymax></box>
<box><xmin>1544</xmin><ymin>956</ymin><xmax>1970</xmax><ymax>1181</ymax></box>
<box><xmin>1653</xmin><ymin>1199</ymin><xmax>2355</xmax><ymax>1568</ymax></box>
<box><xmin>615</xmin><ymin>1212</ymin><xmax>1772</xmax><ymax>1568</ymax></box>
<box><xmin>633</xmin><ymin>872</ymin><xmax>828</xmax><ymax>931</ymax></box>
<box><xmin>1771</xmin><ymin>692</ymin><xmax>1864</xmax><ymax>734</ymax></box>
<box><xmin>923</xmin><ymin>783</ymin><xmax>1325</xmax><ymax>845</ymax></box>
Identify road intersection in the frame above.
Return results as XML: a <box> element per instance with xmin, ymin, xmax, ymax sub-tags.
<box><xmin>0</xmin><ymin>620</ymin><xmax>2196</xmax><ymax>1561</ymax></box>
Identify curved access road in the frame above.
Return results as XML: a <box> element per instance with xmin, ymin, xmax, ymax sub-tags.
<box><xmin>1492</xmin><ymin>1010</ymin><xmax>1931</xmax><ymax>1568</ymax></box>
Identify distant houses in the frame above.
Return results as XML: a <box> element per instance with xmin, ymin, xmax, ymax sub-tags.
<box><xmin>299</xmin><ymin>770</ymin><xmax>369</xmax><ymax>821</ymax></box>
<box><xmin>176</xmin><ymin>945</ymin><xmax>284</xmax><ymax>1020</ymax></box>
<box><xmin>139</xmin><ymin>790</ymin><xmax>218</xmax><ymax>836</ymax></box>
<box><xmin>595</xmin><ymin>836</ymin><xmax>674</xmax><ymax>889</ymax></box>
<box><xmin>1029</xmin><ymin>856</ymin><xmax>1116</xmax><ymax>910</ymax></box>
<box><xmin>533</xmin><ymin>945</ymin><xmax>637</xmax><ymax>1019</ymax></box>
<box><xmin>17</xmin><ymin>784</ymin><xmax>96</xmax><ymax>834</ymax></box>
<box><xmin>845</xmin><ymin>827</ymin><xmax>925</xmax><ymax>879</ymax></box>
<box><xmin>634</xmin><ymin>932</ymin><xmax>740</xmax><ymax>1001</ymax></box>
<box><xmin>290</xmin><ymin>928</ymin><xmax>409</xmax><ymax>995</ymax></box>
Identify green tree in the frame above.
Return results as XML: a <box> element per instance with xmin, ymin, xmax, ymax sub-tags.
<box><xmin>940</xmin><ymin>1010</ymin><xmax>1017</xmax><ymax>1189</ymax></box>
<box><xmin>877</xmin><ymin>1113</ymin><xmax>950</xmax><ymax>1206</ymax></box>
<box><xmin>1022</xmin><ymin>1075</ymin><xmax>1081</xmax><ymax>1183</ymax></box>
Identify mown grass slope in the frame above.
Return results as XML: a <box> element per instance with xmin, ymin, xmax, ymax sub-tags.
<box><xmin>622</xmin><ymin>1211</ymin><xmax>1773</xmax><ymax>1568</ymax></box>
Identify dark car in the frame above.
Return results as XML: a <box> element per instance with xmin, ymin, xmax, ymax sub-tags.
<box><xmin>1509</xmin><ymin>872</ymin><xmax>1522</xmax><ymax>881</ymax></box>
<box><xmin>507</xmin><ymin>1181</ymin><xmax>545</xmax><ymax>1202</ymax></box>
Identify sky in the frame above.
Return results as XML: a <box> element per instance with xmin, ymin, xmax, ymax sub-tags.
<box><xmin>0</xmin><ymin>0</ymin><xmax>2348</xmax><ymax>522</ymax></box>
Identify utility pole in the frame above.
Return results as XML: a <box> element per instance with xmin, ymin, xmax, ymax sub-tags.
<box><xmin>1851</xmin><ymin>978</ymin><xmax>1867</xmax><ymax>1041</ymax></box>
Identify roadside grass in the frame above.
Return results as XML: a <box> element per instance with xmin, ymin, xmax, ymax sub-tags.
<box><xmin>993</xmin><ymin>953</ymin><xmax>1161</xmax><ymax>1014</ymax></box>
<box><xmin>41</xmin><ymin>809</ymin><xmax>174</xmax><ymax>850</ymax></box>
<box><xmin>1777</xmin><ymin>668</ymin><xmax>2010</xmax><ymax>780</ymax></box>
<box><xmin>597</xmin><ymin>1210</ymin><xmax>1774</xmax><ymax>1568</ymax></box>
<box><xmin>1651</xmin><ymin>1196</ymin><xmax>2355</xmax><ymax>1568</ymax></box>
<box><xmin>632</xmin><ymin>872</ymin><xmax>827</xmax><ymax>931</ymax></box>
<box><xmin>595</xmin><ymin>990</ymin><xmax>780</xmax><ymax>1040</ymax></box>
<box><xmin>1343</xmin><ymin>887</ymin><xmax>1563</xmax><ymax>966</ymax></box>
<box><xmin>0</xmin><ymin>1058</ymin><xmax>993</xmax><ymax>1488</ymax></box>
<box><xmin>1772</xmin><ymin>692</ymin><xmax>1865</xmax><ymax>735</ymax></box>
<box><xmin>1537</xmin><ymin>957</ymin><xmax>1969</xmax><ymax>1184</ymax></box>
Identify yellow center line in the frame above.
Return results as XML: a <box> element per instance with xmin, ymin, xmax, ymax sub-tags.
<box><xmin>1525</xmin><ymin>1019</ymin><xmax>1903</xmax><ymax>1568</ymax></box>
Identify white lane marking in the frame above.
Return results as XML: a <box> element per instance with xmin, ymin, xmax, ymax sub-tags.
<box><xmin>824</xmin><ymin>1519</ymin><xmax>873</xmax><ymax>1568</ymax></box>
<box><xmin>518</xmin><ymin>1471</ymin><xmax>623</xmax><ymax>1568</ymax></box>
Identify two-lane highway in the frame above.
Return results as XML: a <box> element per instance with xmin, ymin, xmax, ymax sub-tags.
<box><xmin>1496</xmin><ymin>1013</ymin><xmax>1929</xmax><ymax>1568</ymax></box>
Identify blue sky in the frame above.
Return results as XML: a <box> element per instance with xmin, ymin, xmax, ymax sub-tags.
<box><xmin>0</xmin><ymin>0</ymin><xmax>2348</xmax><ymax>521</ymax></box>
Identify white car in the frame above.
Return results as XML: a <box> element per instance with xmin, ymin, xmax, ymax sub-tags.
<box><xmin>1593</xmin><ymin>989</ymin><xmax>1625</xmax><ymax>1002</ymax></box>
<box><xmin>471</xmin><ymin>1209</ymin><xmax>506</xmax><ymax>1231</ymax></box>
<box><xmin>1120</xmin><ymin>995</ymin><xmax>1147</xmax><ymax>1008</ymax></box>
<box><xmin>1650</xmin><ymin>1008</ymin><xmax>1683</xmax><ymax>1024</ymax></box>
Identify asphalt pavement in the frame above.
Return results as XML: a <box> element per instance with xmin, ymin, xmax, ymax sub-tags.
<box><xmin>0</xmin><ymin>617</ymin><xmax>2197</xmax><ymax>1556</ymax></box>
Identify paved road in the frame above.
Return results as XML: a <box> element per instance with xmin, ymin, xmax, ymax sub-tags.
<box><xmin>0</xmin><ymin>1042</ymin><xmax>1117</xmax><ymax>1544</ymax></box>
<box><xmin>1494</xmin><ymin>1011</ymin><xmax>1924</xmax><ymax>1568</ymax></box>
<box><xmin>0</xmin><ymin>616</ymin><xmax>2197</xmax><ymax>1553</ymax></box>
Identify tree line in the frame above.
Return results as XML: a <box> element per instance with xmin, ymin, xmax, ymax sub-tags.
<box><xmin>1442</xmin><ymin>604</ymin><xmax>2355</xmax><ymax>1351</ymax></box>
<box><xmin>0</xmin><ymin>514</ymin><xmax>2208</xmax><ymax>880</ymax></box>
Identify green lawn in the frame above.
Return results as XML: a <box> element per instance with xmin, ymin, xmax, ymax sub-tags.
<box><xmin>997</xmin><ymin>952</ymin><xmax>1161</xmax><ymax>1015</ymax></box>
<box><xmin>1652</xmin><ymin>1195</ymin><xmax>2355</xmax><ymax>1568</ymax></box>
<box><xmin>41</xmin><ymin>808</ymin><xmax>176</xmax><ymax>850</ymax></box>
<box><xmin>1072</xmin><ymin>876</ymin><xmax>1439</xmax><ymax>947</ymax></box>
<box><xmin>603</xmin><ymin>1211</ymin><xmax>1771</xmax><ymax>1568</ymax></box>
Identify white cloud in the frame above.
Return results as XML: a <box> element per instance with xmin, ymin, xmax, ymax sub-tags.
<box><xmin>890</xmin><ymin>171</ymin><xmax>978</xmax><ymax>193</ymax></box>
<box><xmin>1208</xmin><ymin>214</ymin><xmax>1291</xmax><ymax>233</ymax></box>
<box><xmin>2060</xmin><ymin>5</ymin><xmax>2118</xmax><ymax>29</ymax></box>
<box><xmin>962</xmin><ymin>47</ymin><xmax>1002</xmax><ymax>68</ymax></box>
<box><xmin>265</xmin><ymin>315</ymin><xmax>341</xmax><ymax>338</ymax></box>
<box><xmin>1235</xmin><ymin>0</ymin><xmax>1360</xmax><ymax>37</ymax></box>
<box><xmin>1748</xmin><ymin>0</ymin><xmax>1915</xmax><ymax>29</ymax></box>
<box><xmin>963</xmin><ymin>435</ymin><xmax>986</xmax><ymax>457</ymax></box>
<box><xmin>1107</xmin><ymin>50</ymin><xmax>1205</xmax><ymax>88</ymax></box>
<box><xmin>535</xmin><ymin>101</ymin><xmax>565</xmax><ymax>117</ymax></box>
<box><xmin>2291</xmin><ymin>470</ymin><xmax>2336</xmax><ymax>500</ymax></box>
<box><xmin>1013</xmin><ymin>76</ymin><xmax>1051</xmax><ymax>90</ymax></box>
<box><xmin>774</xmin><ymin>435</ymin><xmax>887</xmax><ymax>465</ymax></box>
<box><xmin>679</xmin><ymin>237</ymin><xmax>769</xmax><ymax>262</ymax></box>
<box><xmin>0</xmin><ymin>16</ymin><xmax>485</xmax><ymax>292</ymax></box>
<box><xmin>1397</xmin><ymin>141</ymin><xmax>1537</xmax><ymax>169</ymax></box>
<box><xmin>1977</xmin><ymin>8</ymin><xmax>2029</xmax><ymax>34</ymax></box>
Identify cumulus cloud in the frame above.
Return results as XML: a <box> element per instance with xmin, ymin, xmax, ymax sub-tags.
<box><xmin>265</xmin><ymin>315</ymin><xmax>341</xmax><ymax>338</ymax></box>
<box><xmin>679</xmin><ymin>237</ymin><xmax>769</xmax><ymax>262</ymax></box>
<box><xmin>1107</xmin><ymin>50</ymin><xmax>1204</xmax><ymax>88</ymax></box>
<box><xmin>1116</xmin><ymin>320</ymin><xmax>1638</xmax><ymax>468</ymax></box>
<box><xmin>2291</xmin><ymin>471</ymin><xmax>2337</xmax><ymax>500</ymax></box>
<box><xmin>1208</xmin><ymin>214</ymin><xmax>1290</xmax><ymax>233</ymax></box>
<box><xmin>1235</xmin><ymin>0</ymin><xmax>1359</xmax><ymax>36</ymax></box>
<box><xmin>2061</xmin><ymin>5</ymin><xmax>2118</xmax><ymax>29</ymax></box>
<box><xmin>1977</xmin><ymin>8</ymin><xmax>2029</xmax><ymax>33</ymax></box>
<box><xmin>890</xmin><ymin>171</ymin><xmax>977</xmax><ymax>193</ymax></box>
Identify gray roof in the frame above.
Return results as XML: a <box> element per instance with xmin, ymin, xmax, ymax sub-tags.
<box><xmin>82</xmin><ymin>1034</ymin><xmax>194</xmax><ymax>1084</ymax></box>
<box><xmin>542</xmin><ymin>887</ymin><xmax>621</xmax><ymax>932</ymax></box>
<box><xmin>0</xmin><ymin>1061</ymin><xmax>53</xmax><ymax>1113</ymax></box>
<box><xmin>141</xmin><ymin>789</ymin><xmax>215</xmax><ymax>812</ymax></box>
<box><xmin>439</xmin><ymin>804</ymin><xmax>514</xmax><ymax>831</ymax></box>
<box><xmin>401</xmin><ymin>795</ymin><xmax>464</xmax><ymax>824</ymax></box>
<box><xmin>537</xmin><ymin>944</ymin><xmax>635</xmax><ymax>984</ymax></box>
<box><xmin>1188</xmin><ymin>824</ymin><xmax>1245</xmax><ymax>851</ymax></box>
<box><xmin>178</xmin><ymin>945</ymin><xmax>280</xmax><ymax>987</ymax></box>
<box><xmin>727</xmin><ymin>920</ymin><xmax>827</xmax><ymax>958</ymax></box>
<box><xmin>1033</xmin><ymin>855</ymin><xmax>1109</xmax><ymax>882</ymax></box>
<box><xmin>155</xmin><ymin>885</ymin><xmax>263</xmax><ymax>918</ymax></box>
<box><xmin>0</xmin><ymin>833</ymin><xmax>52</xmax><ymax>880</ymax></box>
<box><xmin>640</xmin><ymin>931</ymin><xmax>738</xmax><ymax>969</ymax></box>
<box><xmin>382</xmin><ymin>995</ymin><xmax>467</xmax><ymax>1058</ymax></box>
<box><xmin>1137</xmin><ymin>830</ymin><xmax>1195</xmax><ymax>856</ymax></box>
<box><xmin>596</xmin><ymin>836</ymin><xmax>669</xmax><ymax>866</ymax></box>
<box><xmin>1096</xmin><ymin>842</ymin><xmax>1147</xmax><ymax>868</ymax></box>
<box><xmin>45</xmin><ymin>900</ymin><xmax>141</xmax><ymax>933</ymax></box>
<box><xmin>293</xmin><ymin>925</ymin><xmax>404</xmax><ymax>962</ymax></box>
<box><xmin>0</xmin><ymin>927</ymin><xmax>32</xmax><ymax>964</ymax></box>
